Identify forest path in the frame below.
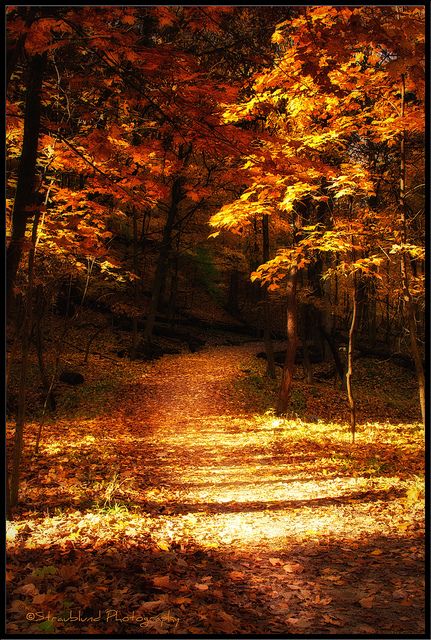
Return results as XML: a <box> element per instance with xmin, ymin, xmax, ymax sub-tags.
<box><xmin>7</xmin><ymin>344</ymin><xmax>424</xmax><ymax>636</ymax></box>
<box><xmin>104</xmin><ymin>343</ymin><xmax>424</xmax><ymax>635</ymax></box>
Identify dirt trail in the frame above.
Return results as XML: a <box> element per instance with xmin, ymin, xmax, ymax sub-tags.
<box><xmin>109</xmin><ymin>344</ymin><xmax>425</xmax><ymax>635</ymax></box>
<box><xmin>7</xmin><ymin>344</ymin><xmax>424</xmax><ymax>636</ymax></box>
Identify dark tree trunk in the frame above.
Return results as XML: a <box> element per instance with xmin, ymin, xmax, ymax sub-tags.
<box><xmin>399</xmin><ymin>74</ymin><xmax>425</xmax><ymax>426</ymax></box>
<box><xmin>6</xmin><ymin>53</ymin><xmax>46</xmax><ymax>316</ymax></box>
<box><xmin>168</xmin><ymin>234</ymin><xmax>181</xmax><ymax>327</ymax></box>
<box><xmin>276</xmin><ymin>266</ymin><xmax>298</xmax><ymax>415</ymax></box>
<box><xmin>131</xmin><ymin>207</ymin><xmax>139</xmax><ymax>359</ymax></box>
<box><xmin>143</xmin><ymin>177</ymin><xmax>184</xmax><ymax>343</ymax></box>
<box><xmin>346</xmin><ymin>278</ymin><xmax>358</xmax><ymax>444</ymax></box>
<box><xmin>319</xmin><ymin>324</ymin><xmax>345</xmax><ymax>385</ymax></box>
<box><xmin>262</xmin><ymin>214</ymin><xmax>276</xmax><ymax>378</ymax></box>
<box><xmin>301</xmin><ymin>305</ymin><xmax>314</xmax><ymax>384</ymax></box>
<box><xmin>34</xmin><ymin>291</ymin><xmax>56</xmax><ymax>411</ymax></box>
<box><xmin>9</xmin><ymin>209</ymin><xmax>41</xmax><ymax>509</ymax></box>
<box><xmin>227</xmin><ymin>269</ymin><xmax>240</xmax><ymax>315</ymax></box>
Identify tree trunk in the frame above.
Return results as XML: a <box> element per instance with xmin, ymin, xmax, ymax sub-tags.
<box><xmin>227</xmin><ymin>269</ymin><xmax>240</xmax><ymax>315</ymax></box>
<box><xmin>346</xmin><ymin>278</ymin><xmax>358</xmax><ymax>444</ymax></box>
<box><xmin>262</xmin><ymin>214</ymin><xmax>276</xmax><ymax>378</ymax></box>
<box><xmin>319</xmin><ymin>324</ymin><xmax>345</xmax><ymax>385</ymax></box>
<box><xmin>9</xmin><ymin>209</ymin><xmax>40</xmax><ymax>509</ymax></box>
<box><xmin>276</xmin><ymin>266</ymin><xmax>298</xmax><ymax>415</ymax></box>
<box><xmin>35</xmin><ymin>297</ymin><xmax>56</xmax><ymax>411</ymax></box>
<box><xmin>399</xmin><ymin>74</ymin><xmax>425</xmax><ymax>426</ymax></box>
<box><xmin>168</xmin><ymin>234</ymin><xmax>181</xmax><ymax>327</ymax></box>
<box><xmin>143</xmin><ymin>177</ymin><xmax>184</xmax><ymax>343</ymax></box>
<box><xmin>131</xmin><ymin>207</ymin><xmax>139</xmax><ymax>359</ymax></box>
<box><xmin>6</xmin><ymin>53</ymin><xmax>46</xmax><ymax>316</ymax></box>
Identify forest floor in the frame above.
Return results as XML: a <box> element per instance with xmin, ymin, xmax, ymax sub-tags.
<box><xmin>6</xmin><ymin>338</ymin><xmax>426</xmax><ymax>636</ymax></box>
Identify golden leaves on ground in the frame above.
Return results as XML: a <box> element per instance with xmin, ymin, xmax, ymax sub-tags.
<box><xmin>6</xmin><ymin>345</ymin><xmax>425</xmax><ymax>635</ymax></box>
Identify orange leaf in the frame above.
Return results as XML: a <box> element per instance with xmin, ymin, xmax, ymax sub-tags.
<box><xmin>359</xmin><ymin>595</ymin><xmax>375</xmax><ymax>609</ymax></box>
<box><xmin>323</xmin><ymin>614</ymin><xmax>344</xmax><ymax>626</ymax></box>
<box><xmin>152</xmin><ymin>575</ymin><xmax>170</xmax><ymax>588</ymax></box>
<box><xmin>173</xmin><ymin>597</ymin><xmax>192</xmax><ymax>605</ymax></box>
<box><xmin>16</xmin><ymin>583</ymin><xmax>39</xmax><ymax>597</ymax></box>
<box><xmin>269</xmin><ymin>557</ymin><xmax>283</xmax><ymax>566</ymax></box>
<box><xmin>228</xmin><ymin>570</ymin><xmax>244</xmax><ymax>580</ymax></box>
<box><xmin>283</xmin><ymin>562</ymin><xmax>304</xmax><ymax>573</ymax></box>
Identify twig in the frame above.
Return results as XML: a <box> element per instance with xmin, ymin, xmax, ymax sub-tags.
<box><xmin>62</xmin><ymin>340</ymin><xmax>120</xmax><ymax>363</ymax></box>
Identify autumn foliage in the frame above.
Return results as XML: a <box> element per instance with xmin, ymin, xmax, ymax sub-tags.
<box><xmin>6</xmin><ymin>5</ymin><xmax>426</xmax><ymax>637</ymax></box>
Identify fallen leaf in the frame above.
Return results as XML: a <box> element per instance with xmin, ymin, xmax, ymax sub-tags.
<box><xmin>6</xmin><ymin>570</ymin><xmax>15</xmax><ymax>584</ymax></box>
<box><xmin>400</xmin><ymin>599</ymin><xmax>414</xmax><ymax>606</ymax></box>
<box><xmin>173</xmin><ymin>597</ymin><xmax>192</xmax><ymax>605</ymax></box>
<box><xmin>270</xmin><ymin>601</ymin><xmax>290</xmax><ymax>612</ymax></box>
<box><xmin>194</xmin><ymin>583</ymin><xmax>209</xmax><ymax>590</ymax></box>
<box><xmin>283</xmin><ymin>562</ymin><xmax>304</xmax><ymax>573</ymax></box>
<box><xmin>32</xmin><ymin>593</ymin><xmax>60</xmax><ymax>605</ymax></box>
<box><xmin>313</xmin><ymin>595</ymin><xmax>332</xmax><ymax>605</ymax></box>
<box><xmin>58</xmin><ymin>565</ymin><xmax>80</xmax><ymax>581</ymax></box>
<box><xmin>228</xmin><ymin>570</ymin><xmax>244</xmax><ymax>580</ymax></box>
<box><xmin>152</xmin><ymin>575</ymin><xmax>170</xmax><ymax>588</ymax></box>
<box><xmin>359</xmin><ymin>595</ymin><xmax>375</xmax><ymax>609</ymax></box>
<box><xmin>15</xmin><ymin>583</ymin><xmax>39</xmax><ymax>597</ymax></box>
<box><xmin>323</xmin><ymin>614</ymin><xmax>344</xmax><ymax>626</ymax></box>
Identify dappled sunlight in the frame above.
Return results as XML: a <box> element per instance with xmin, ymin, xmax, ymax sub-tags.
<box><xmin>7</xmin><ymin>344</ymin><xmax>425</xmax><ymax>635</ymax></box>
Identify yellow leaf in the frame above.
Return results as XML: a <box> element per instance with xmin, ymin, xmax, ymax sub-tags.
<box><xmin>157</xmin><ymin>540</ymin><xmax>171</xmax><ymax>552</ymax></box>
<box><xmin>370</xmin><ymin>548</ymin><xmax>383</xmax><ymax>556</ymax></box>
<box><xmin>271</xmin><ymin>30</ymin><xmax>284</xmax><ymax>44</ymax></box>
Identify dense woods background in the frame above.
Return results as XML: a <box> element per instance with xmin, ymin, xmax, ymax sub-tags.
<box><xmin>5</xmin><ymin>6</ymin><xmax>426</xmax><ymax>636</ymax></box>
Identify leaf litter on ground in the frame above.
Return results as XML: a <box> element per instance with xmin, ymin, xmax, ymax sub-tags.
<box><xmin>6</xmin><ymin>342</ymin><xmax>425</xmax><ymax>635</ymax></box>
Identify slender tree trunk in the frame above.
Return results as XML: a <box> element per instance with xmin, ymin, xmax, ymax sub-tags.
<box><xmin>399</xmin><ymin>74</ymin><xmax>425</xmax><ymax>425</ymax></box>
<box><xmin>346</xmin><ymin>277</ymin><xmax>358</xmax><ymax>444</ymax></box>
<box><xmin>9</xmin><ymin>209</ymin><xmax>41</xmax><ymax>510</ymax></box>
<box><xmin>262</xmin><ymin>214</ymin><xmax>276</xmax><ymax>378</ymax></box>
<box><xmin>83</xmin><ymin>326</ymin><xmax>105</xmax><ymax>365</ymax></box>
<box><xmin>131</xmin><ymin>207</ymin><xmax>139</xmax><ymax>359</ymax></box>
<box><xmin>35</xmin><ymin>299</ymin><xmax>56</xmax><ymax>411</ymax></box>
<box><xmin>276</xmin><ymin>266</ymin><xmax>298</xmax><ymax>415</ymax></box>
<box><xmin>227</xmin><ymin>269</ymin><xmax>240</xmax><ymax>315</ymax></box>
<box><xmin>143</xmin><ymin>177</ymin><xmax>184</xmax><ymax>343</ymax></box>
<box><xmin>319</xmin><ymin>324</ymin><xmax>345</xmax><ymax>386</ymax></box>
<box><xmin>168</xmin><ymin>234</ymin><xmax>181</xmax><ymax>327</ymax></box>
<box><xmin>6</xmin><ymin>53</ymin><xmax>46</xmax><ymax>316</ymax></box>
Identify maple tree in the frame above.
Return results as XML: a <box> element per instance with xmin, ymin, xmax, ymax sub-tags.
<box><xmin>209</xmin><ymin>5</ymin><xmax>425</xmax><ymax>420</ymax></box>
